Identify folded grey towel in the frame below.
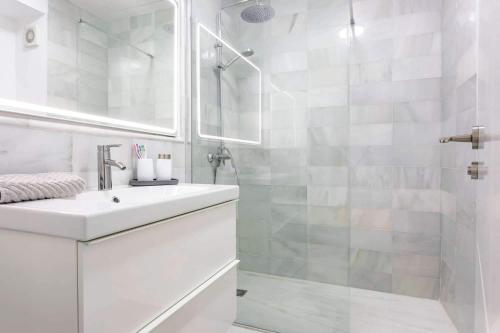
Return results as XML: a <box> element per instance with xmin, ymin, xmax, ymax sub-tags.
<box><xmin>0</xmin><ymin>173</ymin><xmax>86</xmax><ymax>204</ymax></box>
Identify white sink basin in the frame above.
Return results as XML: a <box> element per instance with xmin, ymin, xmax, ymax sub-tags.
<box><xmin>0</xmin><ymin>184</ymin><xmax>239</xmax><ymax>240</ymax></box>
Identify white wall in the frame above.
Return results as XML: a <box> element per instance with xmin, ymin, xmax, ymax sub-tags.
<box><xmin>0</xmin><ymin>16</ymin><xmax>17</xmax><ymax>100</ymax></box>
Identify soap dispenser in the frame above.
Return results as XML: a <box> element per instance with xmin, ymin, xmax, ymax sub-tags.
<box><xmin>156</xmin><ymin>154</ymin><xmax>172</xmax><ymax>180</ymax></box>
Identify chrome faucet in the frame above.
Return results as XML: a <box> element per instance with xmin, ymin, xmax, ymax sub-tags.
<box><xmin>97</xmin><ymin>144</ymin><xmax>126</xmax><ymax>191</ymax></box>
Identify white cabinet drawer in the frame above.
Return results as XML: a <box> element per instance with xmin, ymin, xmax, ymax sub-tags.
<box><xmin>140</xmin><ymin>261</ymin><xmax>238</xmax><ymax>333</ymax></box>
<box><xmin>77</xmin><ymin>201</ymin><xmax>237</xmax><ymax>333</ymax></box>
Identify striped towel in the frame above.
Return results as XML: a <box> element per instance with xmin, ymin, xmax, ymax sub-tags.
<box><xmin>0</xmin><ymin>173</ymin><xmax>86</xmax><ymax>204</ymax></box>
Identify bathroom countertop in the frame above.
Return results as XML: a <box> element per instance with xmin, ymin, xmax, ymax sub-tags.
<box><xmin>0</xmin><ymin>184</ymin><xmax>239</xmax><ymax>241</ymax></box>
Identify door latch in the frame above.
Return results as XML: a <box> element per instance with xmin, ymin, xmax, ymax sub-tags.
<box><xmin>440</xmin><ymin>126</ymin><xmax>485</xmax><ymax>149</ymax></box>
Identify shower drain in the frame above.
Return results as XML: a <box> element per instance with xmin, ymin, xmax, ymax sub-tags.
<box><xmin>237</xmin><ymin>289</ymin><xmax>248</xmax><ymax>297</ymax></box>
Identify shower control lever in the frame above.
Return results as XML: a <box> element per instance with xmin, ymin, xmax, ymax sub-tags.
<box><xmin>439</xmin><ymin>126</ymin><xmax>485</xmax><ymax>149</ymax></box>
<box><xmin>468</xmin><ymin>161</ymin><xmax>487</xmax><ymax>180</ymax></box>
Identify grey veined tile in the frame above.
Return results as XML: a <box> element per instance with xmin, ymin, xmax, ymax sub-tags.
<box><xmin>393</xmin><ymin>232</ymin><xmax>440</xmax><ymax>256</ymax></box>
<box><xmin>307</xmin><ymin>186</ymin><xmax>348</xmax><ymax>206</ymax></box>
<box><xmin>392</xmin><ymin>253</ymin><xmax>440</xmax><ymax>278</ymax></box>
<box><xmin>393</xmin><ymin>167</ymin><xmax>441</xmax><ymax>189</ymax></box>
<box><xmin>350</xmin><ymin>166</ymin><xmax>394</xmax><ymax>189</ymax></box>
<box><xmin>350</xmin><ymin>249</ymin><xmax>392</xmax><ymax>274</ymax></box>
<box><xmin>271</xmin><ymin>185</ymin><xmax>307</xmax><ymax>205</ymax></box>
<box><xmin>392</xmin><ymin>274</ymin><xmax>440</xmax><ymax>299</ymax></box>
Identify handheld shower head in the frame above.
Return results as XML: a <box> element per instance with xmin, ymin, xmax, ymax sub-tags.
<box><xmin>219</xmin><ymin>48</ymin><xmax>255</xmax><ymax>70</ymax></box>
<box><xmin>240</xmin><ymin>49</ymin><xmax>255</xmax><ymax>57</ymax></box>
<box><xmin>241</xmin><ymin>1</ymin><xmax>275</xmax><ymax>23</ymax></box>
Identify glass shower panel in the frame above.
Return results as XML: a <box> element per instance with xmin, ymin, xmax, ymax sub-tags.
<box><xmin>191</xmin><ymin>1</ymin><xmax>352</xmax><ymax>332</ymax></box>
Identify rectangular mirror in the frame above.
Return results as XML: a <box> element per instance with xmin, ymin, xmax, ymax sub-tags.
<box><xmin>0</xmin><ymin>0</ymin><xmax>179</xmax><ymax>136</ymax></box>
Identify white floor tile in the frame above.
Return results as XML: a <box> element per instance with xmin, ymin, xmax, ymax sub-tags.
<box><xmin>236</xmin><ymin>270</ymin><xmax>457</xmax><ymax>333</ymax></box>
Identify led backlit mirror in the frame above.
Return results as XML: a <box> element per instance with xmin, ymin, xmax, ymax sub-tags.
<box><xmin>0</xmin><ymin>0</ymin><xmax>179</xmax><ymax>136</ymax></box>
<box><xmin>196</xmin><ymin>23</ymin><xmax>262</xmax><ymax>145</ymax></box>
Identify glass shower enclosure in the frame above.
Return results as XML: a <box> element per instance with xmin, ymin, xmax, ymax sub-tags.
<box><xmin>191</xmin><ymin>0</ymin><xmax>447</xmax><ymax>332</ymax></box>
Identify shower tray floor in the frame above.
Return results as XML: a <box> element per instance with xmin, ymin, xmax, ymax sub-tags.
<box><xmin>236</xmin><ymin>270</ymin><xmax>457</xmax><ymax>333</ymax></box>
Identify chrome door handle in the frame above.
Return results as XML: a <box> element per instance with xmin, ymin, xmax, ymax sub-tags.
<box><xmin>440</xmin><ymin>126</ymin><xmax>484</xmax><ymax>149</ymax></box>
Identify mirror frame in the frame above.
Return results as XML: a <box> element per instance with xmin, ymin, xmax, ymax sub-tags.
<box><xmin>0</xmin><ymin>0</ymin><xmax>180</xmax><ymax>138</ymax></box>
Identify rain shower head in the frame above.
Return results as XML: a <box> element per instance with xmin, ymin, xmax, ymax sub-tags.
<box><xmin>240</xmin><ymin>1</ymin><xmax>275</xmax><ymax>23</ymax></box>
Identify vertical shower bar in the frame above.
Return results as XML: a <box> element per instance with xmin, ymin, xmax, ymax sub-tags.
<box><xmin>348</xmin><ymin>0</ymin><xmax>355</xmax><ymax>25</ymax></box>
<box><xmin>216</xmin><ymin>12</ymin><xmax>224</xmax><ymax>139</ymax></box>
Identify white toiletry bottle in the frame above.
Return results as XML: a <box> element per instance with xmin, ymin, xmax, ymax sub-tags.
<box><xmin>156</xmin><ymin>154</ymin><xmax>172</xmax><ymax>181</ymax></box>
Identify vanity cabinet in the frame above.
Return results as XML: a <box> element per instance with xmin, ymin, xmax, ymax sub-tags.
<box><xmin>0</xmin><ymin>200</ymin><xmax>237</xmax><ymax>333</ymax></box>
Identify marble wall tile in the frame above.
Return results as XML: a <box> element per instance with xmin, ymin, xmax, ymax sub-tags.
<box><xmin>270</xmin><ymin>258</ymin><xmax>307</xmax><ymax>279</ymax></box>
<box><xmin>352</xmin><ymin>0</ymin><xmax>393</xmax><ymax>24</ymax></box>
<box><xmin>393</xmin><ymin>146</ymin><xmax>441</xmax><ymax>167</ymax></box>
<box><xmin>307</xmin><ymin>87</ymin><xmax>348</xmax><ymax>108</ymax></box>
<box><xmin>273</xmin><ymin>223</ymin><xmax>308</xmax><ymax>244</ymax></box>
<box><xmin>350</xmin><ymin>38</ymin><xmax>394</xmax><ymax>64</ymax></box>
<box><xmin>350</xmin><ymin>104</ymin><xmax>393</xmax><ymax>124</ymax></box>
<box><xmin>308</xmin><ymin>225</ymin><xmax>350</xmax><ymax>247</ymax></box>
<box><xmin>350</xmin><ymin>248</ymin><xmax>392</xmax><ymax>274</ymax></box>
<box><xmin>239</xmin><ymin>237</ymin><xmax>270</xmax><ymax>256</ymax></box>
<box><xmin>351</xmin><ymin>189</ymin><xmax>393</xmax><ymax>209</ymax></box>
<box><xmin>351</xmin><ymin>208</ymin><xmax>392</xmax><ymax>231</ymax></box>
<box><xmin>391</xmin><ymin>78</ymin><xmax>441</xmax><ymax>102</ymax></box>
<box><xmin>307</xmin><ymin>46</ymin><xmax>349</xmax><ymax>69</ymax></box>
<box><xmin>271</xmin><ymin>238</ymin><xmax>307</xmax><ymax>259</ymax></box>
<box><xmin>0</xmin><ymin>125</ymin><xmax>72</xmax><ymax>174</ymax></box>
<box><xmin>308</xmin><ymin>107</ymin><xmax>349</xmax><ymax>127</ymax></box>
<box><xmin>392</xmin><ymin>275</ymin><xmax>440</xmax><ymax>299</ymax></box>
<box><xmin>271</xmin><ymin>52</ymin><xmax>308</xmax><ymax>73</ymax></box>
<box><xmin>393</xmin><ymin>13</ymin><xmax>441</xmax><ymax>38</ymax></box>
<box><xmin>306</xmin><ymin>261</ymin><xmax>348</xmax><ymax>285</ymax></box>
<box><xmin>394</xmin><ymin>99</ymin><xmax>441</xmax><ymax>123</ymax></box>
<box><xmin>392</xmin><ymin>189</ymin><xmax>441</xmax><ymax>212</ymax></box>
<box><xmin>394</xmin><ymin>0</ymin><xmax>443</xmax><ymax>15</ymax></box>
<box><xmin>271</xmin><ymin>186</ymin><xmax>307</xmax><ymax>205</ymax></box>
<box><xmin>307</xmin><ymin>244</ymin><xmax>349</xmax><ymax>285</ymax></box>
<box><xmin>238</xmin><ymin>253</ymin><xmax>271</xmax><ymax>274</ymax></box>
<box><xmin>349</xmin><ymin>146</ymin><xmax>393</xmax><ymax>166</ymax></box>
<box><xmin>308</xmin><ymin>166</ymin><xmax>349</xmax><ymax>186</ymax></box>
<box><xmin>392</xmin><ymin>253</ymin><xmax>440</xmax><ymax>278</ymax></box>
<box><xmin>393</xmin><ymin>123</ymin><xmax>441</xmax><ymax>146</ymax></box>
<box><xmin>307</xmin><ymin>206</ymin><xmax>349</xmax><ymax>226</ymax></box>
<box><xmin>393</xmin><ymin>32</ymin><xmax>441</xmax><ymax>59</ymax></box>
<box><xmin>349</xmin><ymin>269</ymin><xmax>392</xmax><ymax>292</ymax></box>
<box><xmin>350</xmin><ymin>166</ymin><xmax>394</xmax><ymax>189</ymax></box>
<box><xmin>308</xmin><ymin>146</ymin><xmax>349</xmax><ymax>166</ymax></box>
<box><xmin>350</xmin><ymin>229</ymin><xmax>392</xmax><ymax>253</ymax></box>
<box><xmin>394</xmin><ymin>167</ymin><xmax>441</xmax><ymax>189</ymax></box>
<box><xmin>270</xmin><ymin>71</ymin><xmax>308</xmax><ymax>91</ymax></box>
<box><xmin>392</xmin><ymin>211</ymin><xmax>440</xmax><ymax>235</ymax></box>
<box><xmin>309</xmin><ymin>66</ymin><xmax>348</xmax><ymax>88</ymax></box>
<box><xmin>350</xmin><ymin>124</ymin><xmax>393</xmax><ymax>146</ymax></box>
<box><xmin>392</xmin><ymin>56</ymin><xmax>442</xmax><ymax>81</ymax></box>
<box><xmin>238</xmin><ymin>217</ymin><xmax>270</xmax><ymax>240</ymax></box>
<box><xmin>350</xmin><ymin>82</ymin><xmax>393</xmax><ymax>104</ymax></box>
<box><xmin>307</xmin><ymin>186</ymin><xmax>348</xmax><ymax>207</ymax></box>
<box><xmin>308</xmin><ymin>126</ymin><xmax>350</xmax><ymax>147</ymax></box>
<box><xmin>306</xmin><ymin>5</ymin><xmax>349</xmax><ymax>30</ymax></box>
<box><xmin>393</xmin><ymin>232</ymin><xmax>440</xmax><ymax>256</ymax></box>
